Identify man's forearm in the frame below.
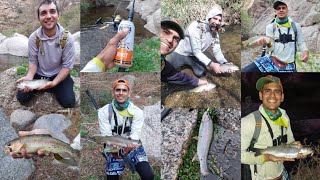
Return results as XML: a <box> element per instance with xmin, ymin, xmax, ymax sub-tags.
<box><xmin>26</xmin><ymin>63</ymin><xmax>37</xmax><ymax>79</ymax></box>
<box><xmin>52</xmin><ymin>67</ymin><xmax>71</xmax><ymax>86</ymax></box>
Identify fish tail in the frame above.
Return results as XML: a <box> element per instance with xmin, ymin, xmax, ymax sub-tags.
<box><xmin>93</xmin><ymin>135</ymin><xmax>103</xmax><ymax>144</ymax></box>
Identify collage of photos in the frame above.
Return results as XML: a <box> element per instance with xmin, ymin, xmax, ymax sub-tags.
<box><xmin>0</xmin><ymin>0</ymin><xmax>319</xmax><ymax>180</ymax></box>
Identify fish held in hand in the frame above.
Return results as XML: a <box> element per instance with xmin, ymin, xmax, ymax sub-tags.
<box><xmin>189</xmin><ymin>83</ymin><xmax>216</xmax><ymax>93</ymax></box>
<box><xmin>242</xmin><ymin>36</ymin><xmax>274</xmax><ymax>49</ymax></box>
<box><xmin>17</xmin><ymin>79</ymin><xmax>49</xmax><ymax>90</ymax></box>
<box><xmin>219</xmin><ymin>64</ymin><xmax>239</xmax><ymax>72</ymax></box>
<box><xmin>94</xmin><ymin>135</ymin><xmax>141</xmax><ymax>148</ymax></box>
<box><xmin>4</xmin><ymin>134</ymin><xmax>80</xmax><ymax>166</ymax></box>
<box><xmin>255</xmin><ymin>144</ymin><xmax>314</xmax><ymax>159</ymax></box>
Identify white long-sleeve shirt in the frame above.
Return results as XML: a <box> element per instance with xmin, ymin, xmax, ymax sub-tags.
<box><xmin>98</xmin><ymin>102</ymin><xmax>144</xmax><ymax>140</ymax></box>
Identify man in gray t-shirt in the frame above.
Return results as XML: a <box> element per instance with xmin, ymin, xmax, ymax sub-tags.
<box><xmin>16</xmin><ymin>0</ymin><xmax>75</xmax><ymax>108</ymax></box>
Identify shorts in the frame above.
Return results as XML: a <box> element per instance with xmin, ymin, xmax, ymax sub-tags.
<box><xmin>254</xmin><ymin>55</ymin><xmax>296</xmax><ymax>72</ymax></box>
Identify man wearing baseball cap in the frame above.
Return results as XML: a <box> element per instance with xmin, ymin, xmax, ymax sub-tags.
<box><xmin>98</xmin><ymin>78</ymin><xmax>154</xmax><ymax>179</ymax></box>
<box><xmin>243</xmin><ymin>0</ymin><xmax>309</xmax><ymax>72</ymax></box>
<box><xmin>241</xmin><ymin>75</ymin><xmax>304</xmax><ymax>179</ymax></box>
<box><xmin>166</xmin><ymin>5</ymin><xmax>234</xmax><ymax>77</ymax></box>
<box><xmin>161</xmin><ymin>17</ymin><xmax>208</xmax><ymax>86</ymax></box>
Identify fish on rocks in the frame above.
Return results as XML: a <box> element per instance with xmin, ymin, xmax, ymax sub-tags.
<box><xmin>255</xmin><ymin>144</ymin><xmax>314</xmax><ymax>159</ymax></box>
<box><xmin>94</xmin><ymin>135</ymin><xmax>142</xmax><ymax>148</ymax></box>
<box><xmin>193</xmin><ymin>111</ymin><xmax>216</xmax><ymax>178</ymax></box>
<box><xmin>4</xmin><ymin>134</ymin><xmax>80</xmax><ymax>166</ymax></box>
<box><xmin>16</xmin><ymin>79</ymin><xmax>49</xmax><ymax>90</ymax></box>
<box><xmin>242</xmin><ymin>35</ymin><xmax>275</xmax><ymax>49</ymax></box>
<box><xmin>189</xmin><ymin>83</ymin><xmax>216</xmax><ymax>93</ymax></box>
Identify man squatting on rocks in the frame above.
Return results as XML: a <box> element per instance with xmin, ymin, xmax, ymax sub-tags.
<box><xmin>242</xmin><ymin>0</ymin><xmax>309</xmax><ymax>72</ymax></box>
<box><xmin>16</xmin><ymin>0</ymin><xmax>76</xmax><ymax>108</ymax></box>
<box><xmin>98</xmin><ymin>79</ymin><xmax>154</xmax><ymax>180</ymax></box>
<box><xmin>241</xmin><ymin>75</ymin><xmax>305</xmax><ymax>179</ymax></box>
<box><xmin>166</xmin><ymin>5</ymin><xmax>234</xmax><ymax>77</ymax></box>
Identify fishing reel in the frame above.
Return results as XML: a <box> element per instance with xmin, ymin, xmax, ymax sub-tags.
<box><xmin>95</xmin><ymin>14</ymin><xmax>123</xmax><ymax>31</ymax></box>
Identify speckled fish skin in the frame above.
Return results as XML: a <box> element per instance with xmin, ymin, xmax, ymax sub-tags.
<box><xmin>189</xmin><ymin>83</ymin><xmax>216</xmax><ymax>93</ymax></box>
<box><xmin>94</xmin><ymin>135</ymin><xmax>141</xmax><ymax>147</ymax></box>
<box><xmin>219</xmin><ymin>64</ymin><xmax>239</xmax><ymax>72</ymax></box>
<box><xmin>242</xmin><ymin>35</ymin><xmax>274</xmax><ymax>49</ymax></box>
<box><xmin>4</xmin><ymin>134</ymin><xmax>80</xmax><ymax>162</ymax></box>
<box><xmin>255</xmin><ymin>144</ymin><xmax>314</xmax><ymax>158</ymax></box>
<box><xmin>197</xmin><ymin>111</ymin><xmax>213</xmax><ymax>176</ymax></box>
<box><xmin>16</xmin><ymin>79</ymin><xmax>49</xmax><ymax>89</ymax></box>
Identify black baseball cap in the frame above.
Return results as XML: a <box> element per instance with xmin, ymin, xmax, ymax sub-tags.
<box><xmin>161</xmin><ymin>17</ymin><xmax>185</xmax><ymax>39</ymax></box>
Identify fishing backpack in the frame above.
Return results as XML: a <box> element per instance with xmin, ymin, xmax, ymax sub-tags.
<box><xmin>241</xmin><ymin>110</ymin><xmax>287</xmax><ymax>179</ymax></box>
<box><xmin>35</xmin><ymin>30</ymin><xmax>69</xmax><ymax>55</ymax></box>
<box><xmin>108</xmin><ymin>104</ymin><xmax>133</xmax><ymax>135</ymax></box>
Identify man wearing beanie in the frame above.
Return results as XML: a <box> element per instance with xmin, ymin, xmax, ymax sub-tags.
<box><xmin>242</xmin><ymin>0</ymin><xmax>309</xmax><ymax>72</ymax></box>
<box><xmin>167</xmin><ymin>5</ymin><xmax>233</xmax><ymax>77</ymax></box>
<box><xmin>241</xmin><ymin>75</ymin><xmax>304</xmax><ymax>179</ymax></box>
<box><xmin>98</xmin><ymin>79</ymin><xmax>154</xmax><ymax>180</ymax></box>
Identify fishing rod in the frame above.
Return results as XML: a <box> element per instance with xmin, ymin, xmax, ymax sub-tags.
<box><xmin>114</xmin><ymin>0</ymin><xmax>136</xmax><ymax>72</ymax></box>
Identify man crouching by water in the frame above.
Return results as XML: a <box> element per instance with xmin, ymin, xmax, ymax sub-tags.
<box><xmin>241</xmin><ymin>75</ymin><xmax>305</xmax><ymax>179</ymax></box>
<box><xmin>98</xmin><ymin>79</ymin><xmax>154</xmax><ymax>179</ymax></box>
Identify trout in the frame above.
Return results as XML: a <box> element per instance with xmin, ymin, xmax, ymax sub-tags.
<box><xmin>4</xmin><ymin>134</ymin><xmax>80</xmax><ymax>166</ymax></box>
<box><xmin>220</xmin><ymin>64</ymin><xmax>239</xmax><ymax>72</ymax></box>
<box><xmin>94</xmin><ymin>135</ymin><xmax>141</xmax><ymax>148</ymax></box>
<box><xmin>255</xmin><ymin>144</ymin><xmax>314</xmax><ymax>158</ymax></box>
<box><xmin>242</xmin><ymin>35</ymin><xmax>274</xmax><ymax>49</ymax></box>
<box><xmin>189</xmin><ymin>83</ymin><xmax>216</xmax><ymax>93</ymax></box>
<box><xmin>17</xmin><ymin>79</ymin><xmax>49</xmax><ymax>90</ymax></box>
<box><xmin>192</xmin><ymin>111</ymin><xmax>214</xmax><ymax>177</ymax></box>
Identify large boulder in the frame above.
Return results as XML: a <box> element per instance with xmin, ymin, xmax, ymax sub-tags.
<box><xmin>0</xmin><ymin>33</ymin><xmax>28</xmax><ymax>57</ymax></box>
<box><xmin>0</xmin><ymin>108</ymin><xmax>35</xmax><ymax>179</ymax></box>
<box><xmin>33</xmin><ymin>114</ymin><xmax>72</xmax><ymax>143</ymax></box>
<box><xmin>140</xmin><ymin>102</ymin><xmax>161</xmax><ymax>162</ymax></box>
<box><xmin>10</xmin><ymin>109</ymin><xmax>36</xmax><ymax>131</ymax></box>
<box><xmin>72</xmin><ymin>31</ymin><xmax>80</xmax><ymax>65</ymax></box>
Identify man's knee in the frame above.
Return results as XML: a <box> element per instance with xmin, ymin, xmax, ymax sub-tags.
<box><xmin>16</xmin><ymin>91</ymin><xmax>32</xmax><ymax>104</ymax></box>
<box><xmin>57</xmin><ymin>96</ymin><xmax>75</xmax><ymax>108</ymax></box>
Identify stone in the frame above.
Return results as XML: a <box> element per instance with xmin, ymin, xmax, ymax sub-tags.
<box><xmin>0</xmin><ymin>34</ymin><xmax>28</xmax><ymax>57</ymax></box>
<box><xmin>161</xmin><ymin>108</ymin><xmax>198</xmax><ymax>180</ymax></box>
<box><xmin>33</xmin><ymin>114</ymin><xmax>71</xmax><ymax>143</ymax></box>
<box><xmin>140</xmin><ymin>102</ymin><xmax>161</xmax><ymax>162</ymax></box>
<box><xmin>10</xmin><ymin>109</ymin><xmax>36</xmax><ymax>131</ymax></box>
<box><xmin>0</xmin><ymin>108</ymin><xmax>35</xmax><ymax>179</ymax></box>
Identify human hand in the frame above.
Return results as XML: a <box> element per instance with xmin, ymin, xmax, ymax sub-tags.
<box><xmin>301</xmin><ymin>50</ymin><xmax>309</xmax><ymax>63</ymax></box>
<box><xmin>36</xmin><ymin>81</ymin><xmax>55</xmax><ymax>90</ymax></box>
<box><xmin>264</xmin><ymin>154</ymin><xmax>295</xmax><ymax>162</ymax></box>
<box><xmin>16</xmin><ymin>76</ymin><xmax>33</xmax><ymax>92</ymax></box>
<box><xmin>198</xmin><ymin>79</ymin><xmax>208</xmax><ymax>86</ymax></box>
<box><xmin>256</xmin><ymin>37</ymin><xmax>267</xmax><ymax>46</ymax></box>
<box><xmin>9</xmin><ymin>129</ymin><xmax>50</xmax><ymax>159</ymax></box>
<box><xmin>209</xmin><ymin>62</ymin><xmax>224</xmax><ymax>74</ymax></box>
<box><xmin>96</xmin><ymin>28</ymin><xmax>129</xmax><ymax>70</ymax></box>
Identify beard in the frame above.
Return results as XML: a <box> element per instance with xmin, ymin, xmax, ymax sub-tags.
<box><xmin>209</xmin><ymin>23</ymin><xmax>220</xmax><ymax>32</ymax></box>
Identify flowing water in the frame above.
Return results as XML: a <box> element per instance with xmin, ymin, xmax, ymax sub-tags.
<box><xmin>80</xmin><ymin>1</ymin><xmax>155</xmax><ymax>69</ymax></box>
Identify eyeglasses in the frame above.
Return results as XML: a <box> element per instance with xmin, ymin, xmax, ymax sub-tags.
<box><xmin>115</xmin><ymin>88</ymin><xmax>128</xmax><ymax>93</ymax></box>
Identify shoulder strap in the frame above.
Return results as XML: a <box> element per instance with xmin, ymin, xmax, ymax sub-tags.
<box><xmin>35</xmin><ymin>36</ymin><xmax>40</xmax><ymax>49</ymax></box>
<box><xmin>261</xmin><ymin>114</ymin><xmax>274</xmax><ymax>140</ymax></box>
<box><xmin>60</xmin><ymin>30</ymin><xmax>69</xmax><ymax>49</ymax></box>
<box><xmin>291</xmin><ymin>22</ymin><xmax>298</xmax><ymax>57</ymax></box>
<box><xmin>248</xmin><ymin>110</ymin><xmax>262</xmax><ymax>151</ymax></box>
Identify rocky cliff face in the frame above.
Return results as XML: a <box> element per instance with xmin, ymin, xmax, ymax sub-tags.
<box><xmin>247</xmin><ymin>0</ymin><xmax>320</xmax><ymax>52</ymax></box>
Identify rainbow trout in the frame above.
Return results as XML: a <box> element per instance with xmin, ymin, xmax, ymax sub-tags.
<box><xmin>192</xmin><ymin>111</ymin><xmax>214</xmax><ymax>177</ymax></box>
<box><xmin>94</xmin><ymin>135</ymin><xmax>141</xmax><ymax>147</ymax></box>
<box><xmin>17</xmin><ymin>79</ymin><xmax>49</xmax><ymax>90</ymax></box>
<box><xmin>189</xmin><ymin>83</ymin><xmax>216</xmax><ymax>93</ymax></box>
<box><xmin>255</xmin><ymin>144</ymin><xmax>314</xmax><ymax>158</ymax></box>
<box><xmin>220</xmin><ymin>64</ymin><xmax>239</xmax><ymax>72</ymax></box>
<box><xmin>4</xmin><ymin>134</ymin><xmax>80</xmax><ymax>166</ymax></box>
<box><xmin>242</xmin><ymin>35</ymin><xmax>274</xmax><ymax>49</ymax></box>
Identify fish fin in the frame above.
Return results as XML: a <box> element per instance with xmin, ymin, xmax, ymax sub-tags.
<box><xmin>255</xmin><ymin>149</ymin><xmax>262</xmax><ymax>156</ymax></box>
<box><xmin>57</xmin><ymin>152</ymin><xmax>73</xmax><ymax>159</ymax></box>
<box><xmin>192</xmin><ymin>153</ymin><xmax>199</xmax><ymax>162</ymax></box>
<box><xmin>54</xmin><ymin>154</ymin><xmax>78</xmax><ymax>166</ymax></box>
<box><xmin>73</xmin><ymin>149</ymin><xmax>81</xmax><ymax>158</ymax></box>
<box><xmin>193</xmin><ymin>136</ymin><xmax>199</xmax><ymax>141</ymax></box>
